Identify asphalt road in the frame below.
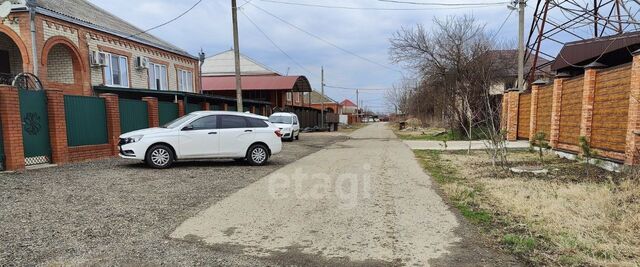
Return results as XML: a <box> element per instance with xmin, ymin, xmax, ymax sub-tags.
<box><xmin>172</xmin><ymin>123</ymin><xmax>520</xmax><ymax>266</ymax></box>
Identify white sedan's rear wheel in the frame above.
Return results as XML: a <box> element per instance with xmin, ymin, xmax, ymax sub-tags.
<box><xmin>246</xmin><ymin>144</ymin><xmax>269</xmax><ymax>166</ymax></box>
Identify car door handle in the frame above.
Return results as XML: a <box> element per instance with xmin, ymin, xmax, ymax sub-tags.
<box><xmin>244</xmin><ymin>129</ymin><xmax>253</xmax><ymax>132</ymax></box>
<box><xmin>208</xmin><ymin>132</ymin><xmax>217</xmax><ymax>135</ymax></box>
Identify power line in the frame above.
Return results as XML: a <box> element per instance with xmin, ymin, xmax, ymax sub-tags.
<box><xmin>239</xmin><ymin>9</ymin><xmax>318</xmax><ymax>77</ymax></box>
<box><xmin>325</xmin><ymin>85</ymin><xmax>390</xmax><ymax>91</ymax></box>
<box><xmin>128</xmin><ymin>0</ymin><xmax>204</xmax><ymax>38</ymax></box>
<box><xmin>247</xmin><ymin>2</ymin><xmax>403</xmax><ymax>74</ymax></box>
<box><xmin>378</xmin><ymin>0</ymin><xmax>510</xmax><ymax>6</ymax></box>
<box><xmin>490</xmin><ymin>9</ymin><xmax>515</xmax><ymax>40</ymax></box>
<box><xmin>260</xmin><ymin>0</ymin><xmax>504</xmax><ymax>10</ymax></box>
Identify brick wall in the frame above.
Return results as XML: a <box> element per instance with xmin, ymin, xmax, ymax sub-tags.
<box><xmin>46</xmin><ymin>44</ymin><xmax>74</xmax><ymax>84</ymax></box>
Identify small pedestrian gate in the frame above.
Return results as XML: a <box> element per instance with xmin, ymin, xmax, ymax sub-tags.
<box><xmin>19</xmin><ymin>90</ymin><xmax>51</xmax><ymax>165</ymax></box>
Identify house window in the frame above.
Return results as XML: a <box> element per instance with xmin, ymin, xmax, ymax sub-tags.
<box><xmin>103</xmin><ymin>53</ymin><xmax>129</xmax><ymax>87</ymax></box>
<box><xmin>286</xmin><ymin>92</ymin><xmax>292</xmax><ymax>101</ymax></box>
<box><xmin>149</xmin><ymin>63</ymin><xmax>168</xmax><ymax>90</ymax></box>
<box><xmin>294</xmin><ymin>92</ymin><xmax>300</xmax><ymax>102</ymax></box>
<box><xmin>178</xmin><ymin>69</ymin><xmax>193</xmax><ymax>92</ymax></box>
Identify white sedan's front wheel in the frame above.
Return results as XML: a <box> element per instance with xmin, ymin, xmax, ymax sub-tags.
<box><xmin>246</xmin><ymin>144</ymin><xmax>269</xmax><ymax>166</ymax></box>
<box><xmin>145</xmin><ymin>144</ymin><xmax>174</xmax><ymax>169</ymax></box>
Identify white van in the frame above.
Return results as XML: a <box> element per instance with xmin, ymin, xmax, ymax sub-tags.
<box><xmin>268</xmin><ymin>112</ymin><xmax>300</xmax><ymax>141</ymax></box>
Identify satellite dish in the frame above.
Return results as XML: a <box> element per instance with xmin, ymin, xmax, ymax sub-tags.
<box><xmin>0</xmin><ymin>1</ymin><xmax>11</xmax><ymax>19</ymax></box>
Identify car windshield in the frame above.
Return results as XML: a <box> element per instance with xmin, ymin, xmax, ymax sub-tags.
<box><xmin>269</xmin><ymin>116</ymin><xmax>292</xmax><ymax>124</ymax></box>
<box><xmin>162</xmin><ymin>114</ymin><xmax>198</xmax><ymax>129</ymax></box>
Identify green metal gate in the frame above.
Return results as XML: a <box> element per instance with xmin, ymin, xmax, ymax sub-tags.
<box><xmin>186</xmin><ymin>103</ymin><xmax>200</xmax><ymax>114</ymax></box>
<box><xmin>0</xmin><ymin>121</ymin><xmax>4</xmax><ymax>170</ymax></box>
<box><xmin>19</xmin><ymin>90</ymin><xmax>51</xmax><ymax>165</ymax></box>
<box><xmin>119</xmin><ymin>99</ymin><xmax>149</xmax><ymax>133</ymax></box>
<box><xmin>158</xmin><ymin>101</ymin><xmax>179</xmax><ymax>126</ymax></box>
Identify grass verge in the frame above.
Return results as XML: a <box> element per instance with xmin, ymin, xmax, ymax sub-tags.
<box><xmin>414</xmin><ymin>149</ymin><xmax>640</xmax><ymax>266</ymax></box>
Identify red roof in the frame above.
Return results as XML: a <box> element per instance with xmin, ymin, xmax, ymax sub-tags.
<box><xmin>202</xmin><ymin>75</ymin><xmax>312</xmax><ymax>92</ymax></box>
<box><xmin>340</xmin><ymin>99</ymin><xmax>357</xmax><ymax>107</ymax></box>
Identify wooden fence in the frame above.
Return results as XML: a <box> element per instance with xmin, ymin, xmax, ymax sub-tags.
<box><xmin>503</xmin><ymin>61</ymin><xmax>640</xmax><ymax>165</ymax></box>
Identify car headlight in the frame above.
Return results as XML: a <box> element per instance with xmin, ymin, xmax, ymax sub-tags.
<box><xmin>123</xmin><ymin>135</ymin><xmax>143</xmax><ymax>144</ymax></box>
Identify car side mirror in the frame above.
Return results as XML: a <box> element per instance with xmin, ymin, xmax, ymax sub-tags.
<box><xmin>182</xmin><ymin>125</ymin><xmax>194</xmax><ymax>131</ymax></box>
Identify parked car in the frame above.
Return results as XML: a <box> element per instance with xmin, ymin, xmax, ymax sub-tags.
<box><xmin>118</xmin><ymin>111</ymin><xmax>283</xmax><ymax>168</ymax></box>
<box><xmin>268</xmin><ymin>112</ymin><xmax>300</xmax><ymax>141</ymax></box>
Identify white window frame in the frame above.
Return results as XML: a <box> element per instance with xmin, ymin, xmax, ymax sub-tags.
<box><xmin>103</xmin><ymin>52</ymin><xmax>129</xmax><ymax>88</ymax></box>
<box><xmin>178</xmin><ymin>69</ymin><xmax>194</xmax><ymax>92</ymax></box>
<box><xmin>148</xmin><ymin>62</ymin><xmax>168</xmax><ymax>90</ymax></box>
<box><xmin>286</xmin><ymin>92</ymin><xmax>292</xmax><ymax>101</ymax></box>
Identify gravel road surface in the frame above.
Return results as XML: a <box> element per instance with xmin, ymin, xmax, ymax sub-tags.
<box><xmin>171</xmin><ymin>123</ymin><xmax>520</xmax><ymax>266</ymax></box>
<box><xmin>0</xmin><ymin>133</ymin><xmax>346</xmax><ymax>266</ymax></box>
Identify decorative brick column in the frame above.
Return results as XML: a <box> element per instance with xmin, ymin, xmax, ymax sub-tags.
<box><xmin>263</xmin><ymin>106</ymin><xmax>267</xmax><ymax>116</ymax></box>
<box><xmin>223</xmin><ymin>103</ymin><xmax>229</xmax><ymax>111</ymax></box>
<box><xmin>0</xmin><ymin>86</ymin><xmax>25</xmax><ymax>170</ymax></box>
<box><xmin>580</xmin><ymin>63</ymin><xmax>605</xmax><ymax>142</ymax></box>
<box><xmin>142</xmin><ymin>97</ymin><xmax>159</xmax><ymax>128</ymax></box>
<box><xmin>529</xmin><ymin>83</ymin><xmax>541</xmax><ymax>141</ymax></box>
<box><xmin>550</xmin><ymin>73</ymin><xmax>570</xmax><ymax>148</ymax></box>
<box><xmin>501</xmin><ymin>94</ymin><xmax>509</xmax><ymax>131</ymax></box>
<box><xmin>251</xmin><ymin>106</ymin><xmax>256</xmax><ymax>114</ymax></box>
<box><xmin>201</xmin><ymin>102</ymin><xmax>210</xmax><ymax>111</ymax></box>
<box><xmin>177</xmin><ymin>100</ymin><xmax>185</xmax><ymax>117</ymax></box>
<box><xmin>99</xmin><ymin>93</ymin><xmax>121</xmax><ymax>156</ymax></box>
<box><xmin>625</xmin><ymin>51</ymin><xmax>640</xmax><ymax>165</ymax></box>
<box><xmin>45</xmin><ymin>89</ymin><xmax>69</xmax><ymax>165</ymax></box>
<box><xmin>505</xmin><ymin>90</ymin><xmax>519</xmax><ymax>141</ymax></box>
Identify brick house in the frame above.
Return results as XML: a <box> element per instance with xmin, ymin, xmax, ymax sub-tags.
<box><xmin>0</xmin><ymin>0</ymin><xmax>200</xmax><ymax>95</ymax></box>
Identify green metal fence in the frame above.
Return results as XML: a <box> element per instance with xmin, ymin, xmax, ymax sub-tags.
<box><xmin>119</xmin><ymin>99</ymin><xmax>149</xmax><ymax>133</ymax></box>
<box><xmin>186</xmin><ymin>103</ymin><xmax>200</xmax><ymax>114</ymax></box>
<box><xmin>211</xmin><ymin>104</ymin><xmax>221</xmax><ymax>111</ymax></box>
<box><xmin>243</xmin><ymin>106</ymin><xmax>250</xmax><ymax>112</ymax></box>
<box><xmin>64</xmin><ymin>95</ymin><xmax>108</xmax><ymax>146</ymax></box>
<box><xmin>158</xmin><ymin>101</ymin><xmax>179</xmax><ymax>126</ymax></box>
<box><xmin>228</xmin><ymin>106</ymin><xmax>237</xmax><ymax>111</ymax></box>
<box><xmin>0</xmin><ymin>122</ymin><xmax>4</xmax><ymax>170</ymax></box>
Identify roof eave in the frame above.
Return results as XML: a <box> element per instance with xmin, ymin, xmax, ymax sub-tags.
<box><xmin>33</xmin><ymin>7</ymin><xmax>198</xmax><ymax>60</ymax></box>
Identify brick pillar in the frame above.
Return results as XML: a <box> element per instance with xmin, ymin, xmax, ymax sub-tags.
<box><xmin>0</xmin><ymin>86</ymin><xmax>25</xmax><ymax>170</ymax></box>
<box><xmin>263</xmin><ymin>106</ymin><xmax>267</xmax><ymax>116</ymax></box>
<box><xmin>501</xmin><ymin>94</ymin><xmax>509</xmax><ymax>131</ymax></box>
<box><xmin>45</xmin><ymin>89</ymin><xmax>69</xmax><ymax>165</ymax></box>
<box><xmin>142</xmin><ymin>97</ymin><xmax>159</xmax><ymax>128</ymax></box>
<box><xmin>251</xmin><ymin>106</ymin><xmax>256</xmax><ymax>114</ymax></box>
<box><xmin>99</xmin><ymin>93</ymin><xmax>121</xmax><ymax>156</ymax></box>
<box><xmin>529</xmin><ymin>84</ymin><xmax>540</xmax><ymax>141</ymax></box>
<box><xmin>550</xmin><ymin>74</ymin><xmax>569</xmax><ymax>148</ymax></box>
<box><xmin>505</xmin><ymin>91</ymin><xmax>519</xmax><ymax>141</ymax></box>
<box><xmin>580</xmin><ymin>64</ymin><xmax>603</xmax><ymax>142</ymax></box>
<box><xmin>625</xmin><ymin>52</ymin><xmax>640</xmax><ymax>165</ymax></box>
<box><xmin>177</xmin><ymin>100</ymin><xmax>185</xmax><ymax>116</ymax></box>
<box><xmin>223</xmin><ymin>103</ymin><xmax>229</xmax><ymax>111</ymax></box>
<box><xmin>201</xmin><ymin>102</ymin><xmax>210</xmax><ymax>111</ymax></box>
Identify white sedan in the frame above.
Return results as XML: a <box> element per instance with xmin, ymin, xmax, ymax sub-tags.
<box><xmin>118</xmin><ymin>111</ymin><xmax>283</xmax><ymax>168</ymax></box>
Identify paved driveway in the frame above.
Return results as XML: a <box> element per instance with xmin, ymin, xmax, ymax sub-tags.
<box><xmin>171</xmin><ymin>123</ymin><xmax>520</xmax><ymax>266</ymax></box>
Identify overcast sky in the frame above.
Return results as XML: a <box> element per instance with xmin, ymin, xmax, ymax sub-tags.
<box><xmin>89</xmin><ymin>0</ymin><xmax>528</xmax><ymax>112</ymax></box>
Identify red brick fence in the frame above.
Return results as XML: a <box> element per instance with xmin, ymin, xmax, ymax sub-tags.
<box><xmin>502</xmin><ymin>55</ymin><xmax>640</xmax><ymax>166</ymax></box>
<box><xmin>0</xmin><ymin>86</ymin><xmax>210</xmax><ymax>171</ymax></box>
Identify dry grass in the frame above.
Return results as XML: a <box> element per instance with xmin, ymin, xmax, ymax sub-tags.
<box><xmin>421</xmin><ymin>150</ymin><xmax>640</xmax><ymax>266</ymax></box>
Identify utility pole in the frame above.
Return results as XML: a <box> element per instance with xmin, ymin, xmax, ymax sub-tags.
<box><xmin>517</xmin><ymin>0</ymin><xmax>526</xmax><ymax>91</ymax></box>
<box><xmin>320</xmin><ymin>66</ymin><xmax>325</xmax><ymax>129</ymax></box>
<box><xmin>231</xmin><ymin>0</ymin><xmax>243</xmax><ymax>111</ymax></box>
<box><xmin>356</xmin><ymin>89</ymin><xmax>359</xmax><ymax>122</ymax></box>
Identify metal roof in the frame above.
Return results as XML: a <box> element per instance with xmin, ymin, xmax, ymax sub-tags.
<box><xmin>93</xmin><ymin>86</ymin><xmax>272</xmax><ymax>105</ymax></box>
<box><xmin>201</xmin><ymin>75</ymin><xmax>312</xmax><ymax>92</ymax></box>
<box><xmin>552</xmin><ymin>31</ymin><xmax>640</xmax><ymax>71</ymax></box>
